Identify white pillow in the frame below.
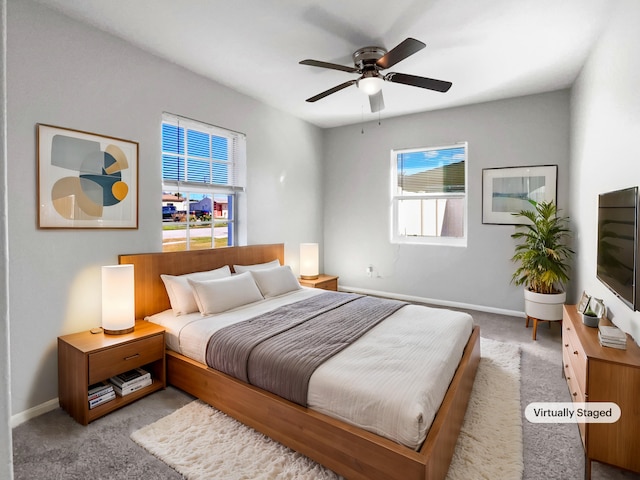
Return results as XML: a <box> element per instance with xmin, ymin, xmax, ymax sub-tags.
<box><xmin>251</xmin><ymin>266</ymin><xmax>301</xmax><ymax>298</ymax></box>
<box><xmin>233</xmin><ymin>259</ymin><xmax>280</xmax><ymax>273</ymax></box>
<box><xmin>188</xmin><ymin>271</ymin><xmax>264</xmax><ymax>315</ymax></box>
<box><xmin>161</xmin><ymin>265</ymin><xmax>231</xmax><ymax>315</ymax></box>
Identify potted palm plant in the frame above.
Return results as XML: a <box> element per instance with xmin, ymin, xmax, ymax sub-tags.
<box><xmin>511</xmin><ymin>200</ymin><xmax>574</xmax><ymax>322</ymax></box>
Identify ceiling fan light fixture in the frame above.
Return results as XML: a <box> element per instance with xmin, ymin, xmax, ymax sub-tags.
<box><xmin>358</xmin><ymin>76</ymin><xmax>384</xmax><ymax>96</ymax></box>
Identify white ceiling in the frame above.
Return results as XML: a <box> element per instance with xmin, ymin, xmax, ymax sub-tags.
<box><xmin>34</xmin><ymin>0</ymin><xmax>612</xmax><ymax>128</ymax></box>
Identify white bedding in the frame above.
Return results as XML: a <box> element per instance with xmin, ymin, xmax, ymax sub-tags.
<box><xmin>147</xmin><ymin>288</ymin><xmax>474</xmax><ymax>450</ymax></box>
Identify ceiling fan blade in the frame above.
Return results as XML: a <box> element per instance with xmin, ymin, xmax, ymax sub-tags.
<box><xmin>376</xmin><ymin>38</ymin><xmax>426</xmax><ymax>70</ymax></box>
<box><xmin>299</xmin><ymin>59</ymin><xmax>359</xmax><ymax>73</ymax></box>
<box><xmin>305</xmin><ymin>80</ymin><xmax>357</xmax><ymax>102</ymax></box>
<box><xmin>369</xmin><ymin>90</ymin><xmax>385</xmax><ymax>113</ymax></box>
<box><xmin>385</xmin><ymin>72</ymin><xmax>452</xmax><ymax>92</ymax></box>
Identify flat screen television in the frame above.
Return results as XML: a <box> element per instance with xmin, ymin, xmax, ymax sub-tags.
<box><xmin>596</xmin><ymin>186</ymin><xmax>640</xmax><ymax>310</ymax></box>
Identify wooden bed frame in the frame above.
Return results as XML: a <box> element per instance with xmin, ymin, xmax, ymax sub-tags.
<box><xmin>120</xmin><ymin>244</ymin><xmax>481</xmax><ymax>480</ymax></box>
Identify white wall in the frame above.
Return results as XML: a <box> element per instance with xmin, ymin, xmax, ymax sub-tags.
<box><xmin>323</xmin><ymin>90</ymin><xmax>571</xmax><ymax>314</ymax></box>
<box><xmin>7</xmin><ymin>0</ymin><xmax>323</xmax><ymax>417</ymax></box>
<box><xmin>570</xmin><ymin>0</ymin><xmax>640</xmax><ymax>344</ymax></box>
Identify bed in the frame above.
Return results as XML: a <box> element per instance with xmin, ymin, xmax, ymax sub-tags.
<box><xmin>120</xmin><ymin>244</ymin><xmax>480</xmax><ymax>480</ymax></box>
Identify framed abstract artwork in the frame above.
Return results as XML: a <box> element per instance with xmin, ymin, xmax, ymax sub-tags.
<box><xmin>37</xmin><ymin>124</ymin><xmax>138</xmax><ymax>228</ymax></box>
<box><xmin>482</xmin><ymin>165</ymin><xmax>557</xmax><ymax>225</ymax></box>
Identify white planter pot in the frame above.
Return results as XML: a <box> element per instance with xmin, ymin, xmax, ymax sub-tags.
<box><xmin>524</xmin><ymin>289</ymin><xmax>566</xmax><ymax>321</ymax></box>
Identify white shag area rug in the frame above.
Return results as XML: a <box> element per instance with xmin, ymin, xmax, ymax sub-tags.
<box><xmin>131</xmin><ymin>337</ymin><xmax>523</xmax><ymax>480</ymax></box>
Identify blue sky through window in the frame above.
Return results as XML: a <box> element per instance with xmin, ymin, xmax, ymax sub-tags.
<box><xmin>398</xmin><ymin>147</ymin><xmax>465</xmax><ymax>176</ymax></box>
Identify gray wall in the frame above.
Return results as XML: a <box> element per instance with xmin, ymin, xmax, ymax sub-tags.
<box><xmin>7</xmin><ymin>0</ymin><xmax>323</xmax><ymax>417</ymax></box>
<box><xmin>570</xmin><ymin>0</ymin><xmax>640</xmax><ymax>343</ymax></box>
<box><xmin>323</xmin><ymin>90</ymin><xmax>571</xmax><ymax>314</ymax></box>
<box><xmin>1</xmin><ymin>0</ymin><xmax>14</xmax><ymax>475</ymax></box>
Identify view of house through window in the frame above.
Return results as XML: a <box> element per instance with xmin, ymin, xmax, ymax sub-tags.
<box><xmin>391</xmin><ymin>143</ymin><xmax>467</xmax><ymax>246</ymax></box>
<box><xmin>161</xmin><ymin>113</ymin><xmax>246</xmax><ymax>252</ymax></box>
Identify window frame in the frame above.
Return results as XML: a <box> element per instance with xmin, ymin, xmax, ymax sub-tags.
<box><xmin>390</xmin><ymin>142</ymin><xmax>468</xmax><ymax>247</ymax></box>
<box><xmin>161</xmin><ymin>113</ymin><xmax>246</xmax><ymax>252</ymax></box>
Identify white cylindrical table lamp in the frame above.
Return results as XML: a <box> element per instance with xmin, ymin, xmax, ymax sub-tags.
<box><xmin>101</xmin><ymin>264</ymin><xmax>135</xmax><ymax>335</ymax></box>
<box><xmin>300</xmin><ymin>243</ymin><xmax>319</xmax><ymax>280</ymax></box>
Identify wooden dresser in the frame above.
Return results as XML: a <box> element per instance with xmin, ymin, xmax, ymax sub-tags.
<box><xmin>562</xmin><ymin>305</ymin><xmax>640</xmax><ymax>479</ymax></box>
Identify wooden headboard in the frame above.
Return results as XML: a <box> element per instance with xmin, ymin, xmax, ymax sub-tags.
<box><xmin>119</xmin><ymin>244</ymin><xmax>285</xmax><ymax>319</ymax></box>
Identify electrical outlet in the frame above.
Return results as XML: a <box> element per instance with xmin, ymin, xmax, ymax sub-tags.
<box><xmin>366</xmin><ymin>265</ymin><xmax>373</xmax><ymax>277</ymax></box>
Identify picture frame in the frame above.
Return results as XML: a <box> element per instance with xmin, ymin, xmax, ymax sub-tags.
<box><xmin>482</xmin><ymin>165</ymin><xmax>557</xmax><ymax>225</ymax></box>
<box><xmin>37</xmin><ymin>124</ymin><xmax>138</xmax><ymax>229</ymax></box>
<box><xmin>577</xmin><ymin>291</ymin><xmax>591</xmax><ymax>314</ymax></box>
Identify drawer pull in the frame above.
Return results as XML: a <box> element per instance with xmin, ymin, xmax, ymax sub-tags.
<box><xmin>124</xmin><ymin>353</ymin><xmax>140</xmax><ymax>361</ymax></box>
<box><xmin>573</xmin><ymin>392</ymin><xmax>578</xmax><ymax>397</ymax></box>
<box><xmin>573</xmin><ymin>351</ymin><xmax>579</xmax><ymax>355</ymax></box>
<box><xmin>564</xmin><ymin>343</ymin><xmax>569</xmax><ymax>347</ymax></box>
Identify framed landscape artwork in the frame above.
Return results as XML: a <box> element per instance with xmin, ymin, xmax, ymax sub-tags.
<box><xmin>37</xmin><ymin>124</ymin><xmax>138</xmax><ymax>228</ymax></box>
<box><xmin>482</xmin><ymin>165</ymin><xmax>557</xmax><ymax>225</ymax></box>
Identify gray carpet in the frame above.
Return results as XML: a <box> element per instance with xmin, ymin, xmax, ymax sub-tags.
<box><xmin>12</xmin><ymin>307</ymin><xmax>640</xmax><ymax>480</ymax></box>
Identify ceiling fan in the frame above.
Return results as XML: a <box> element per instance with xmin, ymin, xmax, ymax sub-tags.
<box><xmin>299</xmin><ymin>38</ymin><xmax>452</xmax><ymax>113</ymax></box>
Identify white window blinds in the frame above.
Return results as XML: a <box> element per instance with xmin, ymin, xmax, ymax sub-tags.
<box><xmin>161</xmin><ymin>113</ymin><xmax>246</xmax><ymax>192</ymax></box>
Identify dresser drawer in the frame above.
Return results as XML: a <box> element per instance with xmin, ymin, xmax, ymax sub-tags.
<box><xmin>89</xmin><ymin>334</ymin><xmax>164</xmax><ymax>384</ymax></box>
<box><xmin>563</xmin><ymin>349</ymin><xmax>585</xmax><ymax>403</ymax></box>
<box><xmin>563</xmin><ymin>326</ymin><xmax>587</xmax><ymax>394</ymax></box>
<box><xmin>563</xmin><ymin>358</ymin><xmax>587</xmax><ymax>447</ymax></box>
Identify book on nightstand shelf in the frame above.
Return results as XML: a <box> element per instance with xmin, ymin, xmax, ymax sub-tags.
<box><xmin>109</xmin><ymin>368</ymin><xmax>152</xmax><ymax>396</ymax></box>
<box><xmin>88</xmin><ymin>382</ymin><xmax>115</xmax><ymax>409</ymax></box>
<box><xmin>598</xmin><ymin>325</ymin><xmax>627</xmax><ymax>350</ymax></box>
<box><xmin>111</xmin><ymin>377</ymin><xmax>153</xmax><ymax>396</ymax></box>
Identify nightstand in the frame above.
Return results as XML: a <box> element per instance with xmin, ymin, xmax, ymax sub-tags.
<box><xmin>58</xmin><ymin>320</ymin><xmax>166</xmax><ymax>425</ymax></box>
<box><xmin>299</xmin><ymin>274</ymin><xmax>339</xmax><ymax>291</ymax></box>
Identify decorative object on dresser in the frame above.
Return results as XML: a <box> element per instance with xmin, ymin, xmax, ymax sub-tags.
<box><xmin>58</xmin><ymin>320</ymin><xmax>166</xmax><ymax>425</ymax></box>
<box><xmin>598</xmin><ymin>325</ymin><xmax>627</xmax><ymax>350</ymax></box>
<box><xmin>511</xmin><ymin>200</ymin><xmax>573</xmax><ymax>340</ymax></box>
<box><xmin>101</xmin><ymin>264</ymin><xmax>135</xmax><ymax>334</ymax></box>
<box><xmin>298</xmin><ymin>274</ymin><xmax>338</xmax><ymax>291</ymax></box>
<box><xmin>562</xmin><ymin>305</ymin><xmax>640</xmax><ymax>479</ymax></box>
<box><xmin>299</xmin><ymin>243</ymin><xmax>319</xmax><ymax>280</ymax></box>
<box><xmin>581</xmin><ymin>296</ymin><xmax>604</xmax><ymax>328</ymax></box>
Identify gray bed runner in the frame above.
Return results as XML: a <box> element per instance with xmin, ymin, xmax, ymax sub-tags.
<box><xmin>206</xmin><ymin>291</ymin><xmax>406</xmax><ymax>405</ymax></box>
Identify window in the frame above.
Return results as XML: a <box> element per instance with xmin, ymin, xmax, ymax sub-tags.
<box><xmin>391</xmin><ymin>143</ymin><xmax>467</xmax><ymax>246</ymax></box>
<box><xmin>161</xmin><ymin>113</ymin><xmax>246</xmax><ymax>252</ymax></box>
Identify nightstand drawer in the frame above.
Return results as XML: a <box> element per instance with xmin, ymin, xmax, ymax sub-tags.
<box><xmin>88</xmin><ymin>334</ymin><xmax>164</xmax><ymax>384</ymax></box>
<box><xmin>314</xmin><ymin>278</ymin><xmax>338</xmax><ymax>291</ymax></box>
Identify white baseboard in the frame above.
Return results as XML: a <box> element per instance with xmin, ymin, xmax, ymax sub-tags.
<box><xmin>10</xmin><ymin>397</ymin><xmax>59</xmax><ymax>428</ymax></box>
<box><xmin>339</xmin><ymin>285</ymin><xmax>526</xmax><ymax>318</ymax></box>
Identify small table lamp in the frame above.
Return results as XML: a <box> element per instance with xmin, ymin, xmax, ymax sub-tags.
<box><xmin>101</xmin><ymin>265</ymin><xmax>135</xmax><ymax>335</ymax></box>
<box><xmin>300</xmin><ymin>243</ymin><xmax>319</xmax><ymax>280</ymax></box>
